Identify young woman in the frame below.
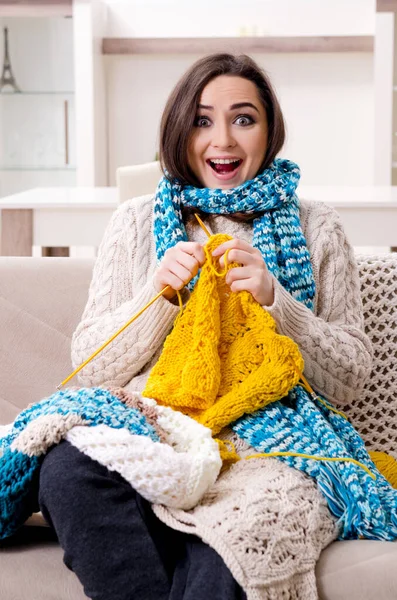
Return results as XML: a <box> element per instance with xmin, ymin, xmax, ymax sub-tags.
<box><xmin>38</xmin><ymin>54</ymin><xmax>373</xmax><ymax>600</ymax></box>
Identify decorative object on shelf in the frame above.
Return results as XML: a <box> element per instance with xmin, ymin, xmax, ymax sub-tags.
<box><xmin>0</xmin><ymin>27</ymin><xmax>21</xmax><ymax>93</ymax></box>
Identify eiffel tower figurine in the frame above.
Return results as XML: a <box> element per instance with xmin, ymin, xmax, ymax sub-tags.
<box><xmin>0</xmin><ymin>27</ymin><xmax>21</xmax><ymax>93</ymax></box>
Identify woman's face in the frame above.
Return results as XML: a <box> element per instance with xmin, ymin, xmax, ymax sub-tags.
<box><xmin>187</xmin><ymin>75</ymin><xmax>268</xmax><ymax>189</ymax></box>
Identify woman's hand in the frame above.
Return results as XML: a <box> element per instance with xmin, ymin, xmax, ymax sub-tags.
<box><xmin>154</xmin><ymin>241</ymin><xmax>206</xmax><ymax>300</ymax></box>
<box><xmin>212</xmin><ymin>238</ymin><xmax>274</xmax><ymax>306</ymax></box>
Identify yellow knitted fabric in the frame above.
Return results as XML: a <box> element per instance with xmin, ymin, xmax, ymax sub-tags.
<box><xmin>143</xmin><ymin>234</ymin><xmax>304</xmax><ymax>435</ymax></box>
<box><xmin>369</xmin><ymin>451</ymin><xmax>397</xmax><ymax>489</ymax></box>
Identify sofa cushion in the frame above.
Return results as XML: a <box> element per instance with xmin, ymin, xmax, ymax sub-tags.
<box><xmin>316</xmin><ymin>539</ymin><xmax>397</xmax><ymax>599</ymax></box>
<box><xmin>1</xmin><ymin>527</ymin><xmax>397</xmax><ymax>600</ymax></box>
<box><xmin>0</xmin><ymin>527</ymin><xmax>88</xmax><ymax>599</ymax></box>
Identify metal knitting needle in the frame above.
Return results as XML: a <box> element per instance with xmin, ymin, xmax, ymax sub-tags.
<box><xmin>56</xmin><ymin>213</ymin><xmax>212</xmax><ymax>390</ymax></box>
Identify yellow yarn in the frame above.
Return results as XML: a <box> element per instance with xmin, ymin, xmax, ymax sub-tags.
<box><xmin>369</xmin><ymin>451</ymin><xmax>397</xmax><ymax>488</ymax></box>
<box><xmin>216</xmin><ymin>439</ymin><xmax>241</xmax><ymax>467</ymax></box>
<box><xmin>246</xmin><ymin>451</ymin><xmax>376</xmax><ymax>479</ymax></box>
<box><xmin>143</xmin><ymin>234</ymin><xmax>304</xmax><ymax>435</ymax></box>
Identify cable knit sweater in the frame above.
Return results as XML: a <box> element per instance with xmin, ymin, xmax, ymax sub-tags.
<box><xmin>70</xmin><ymin>193</ymin><xmax>373</xmax><ymax>599</ymax></box>
<box><xmin>71</xmin><ymin>193</ymin><xmax>373</xmax><ymax>407</ymax></box>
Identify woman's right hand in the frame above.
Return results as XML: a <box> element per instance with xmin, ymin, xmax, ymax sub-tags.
<box><xmin>153</xmin><ymin>241</ymin><xmax>206</xmax><ymax>300</ymax></box>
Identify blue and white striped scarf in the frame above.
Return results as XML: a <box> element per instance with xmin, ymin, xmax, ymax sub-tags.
<box><xmin>152</xmin><ymin>158</ymin><xmax>397</xmax><ymax>541</ymax></box>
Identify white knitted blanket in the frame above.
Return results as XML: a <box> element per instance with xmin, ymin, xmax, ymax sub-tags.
<box><xmin>66</xmin><ymin>395</ymin><xmax>222</xmax><ymax>509</ymax></box>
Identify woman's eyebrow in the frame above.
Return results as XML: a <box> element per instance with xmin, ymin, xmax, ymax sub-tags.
<box><xmin>230</xmin><ymin>102</ymin><xmax>260</xmax><ymax>113</ymax></box>
<box><xmin>198</xmin><ymin>102</ymin><xmax>260</xmax><ymax>114</ymax></box>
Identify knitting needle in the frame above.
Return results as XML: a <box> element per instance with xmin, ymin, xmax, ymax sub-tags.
<box><xmin>56</xmin><ymin>213</ymin><xmax>212</xmax><ymax>390</ymax></box>
<box><xmin>194</xmin><ymin>212</ymin><xmax>212</xmax><ymax>238</ymax></box>
<box><xmin>56</xmin><ymin>286</ymin><xmax>172</xmax><ymax>390</ymax></box>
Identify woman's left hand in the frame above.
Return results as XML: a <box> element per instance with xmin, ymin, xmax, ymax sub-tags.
<box><xmin>212</xmin><ymin>238</ymin><xmax>274</xmax><ymax>306</ymax></box>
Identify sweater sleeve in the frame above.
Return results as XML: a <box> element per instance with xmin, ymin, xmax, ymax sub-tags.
<box><xmin>71</xmin><ymin>198</ymin><xmax>180</xmax><ymax>388</ymax></box>
<box><xmin>266</xmin><ymin>202</ymin><xmax>373</xmax><ymax>407</ymax></box>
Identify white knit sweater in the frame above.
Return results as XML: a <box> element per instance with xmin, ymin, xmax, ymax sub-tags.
<box><xmin>71</xmin><ymin>193</ymin><xmax>373</xmax><ymax>408</ymax></box>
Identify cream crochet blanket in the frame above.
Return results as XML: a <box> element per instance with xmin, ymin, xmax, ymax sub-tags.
<box><xmin>155</xmin><ymin>448</ymin><xmax>338</xmax><ymax>600</ymax></box>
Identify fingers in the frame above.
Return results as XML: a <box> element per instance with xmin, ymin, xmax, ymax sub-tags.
<box><xmin>212</xmin><ymin>238</ymin><xmax>252</xmax><ymax>258</ymax></box>
<box><xmin>164</xmin><ymin>242</ymin><xmax>204</xmax><ymax>279</ymax></box>
<box><xmin>175</xmin><ymin>241</ymin><xmax>206</xmax><ymax>266</ymax></box>
<box><xmin>154</xmin><ymin>238</ymin><xmax>274</xmax><ymax>305</ymax></box>
<box><xmin>218</xmin><ymin>248</ymin><xmax>259</xmax><ymax>269</ymax></box>
<box><xmin>154</xmin><ymin>241</ymin><xmax>205</xmax><ymax>298</ymax></box>
<box><xmin>212</xmin><ymin>239</ymin><xmax>262</xmax><ymax>269</ymax></box>
<box><xmin>164</xmin><ymin>261</ymin><xmax>194</xmax><ymax>289</ymax></box>
<box><xmin>225</xmin><ymin>266</ymin><xmax>275</xmax><ymax>306</ymax></box>
<box><xmin>225</xmin><ymin>266</ymin><xmax>251</xmax><ymax>287</ymax></box>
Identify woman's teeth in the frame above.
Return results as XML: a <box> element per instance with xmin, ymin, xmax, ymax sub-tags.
<box><xmin>211</xmin><ymin>158</ymin><xmax>239</xmax><ymax>164</ymax></box>
<box><xmin>208</xmin><ymin>159</ymin><xmax>242</xmax><ymax>173</ymax></box>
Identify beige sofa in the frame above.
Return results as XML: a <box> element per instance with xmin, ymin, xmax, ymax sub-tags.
<box><xmin>1</xmin><ymin>253</ymin><xmax>397</xmax><ymax>600</ymax></box>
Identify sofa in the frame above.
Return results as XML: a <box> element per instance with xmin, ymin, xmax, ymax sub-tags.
<box><xmin>1</xmin><ymin>252</ymin><xmax>397</xmax><ymax>600</ymax></box>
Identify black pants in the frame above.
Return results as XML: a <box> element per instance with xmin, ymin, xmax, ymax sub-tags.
<box><xmin>39</xmin><ymin>440</ymin><xmax>247</xmax><ymax>600</ymax></box>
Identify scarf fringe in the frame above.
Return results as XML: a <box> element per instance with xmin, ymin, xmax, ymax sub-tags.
<box><xmin>233</xmin><ymin>387</ymin><xmax>397</xmax><ymax>541</ymax></box>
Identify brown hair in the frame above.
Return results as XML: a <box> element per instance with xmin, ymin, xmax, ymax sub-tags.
<box><xmin>159</xmin><ymin>53</ymin><xmax>285</xmax><ymax>187</ymax></box>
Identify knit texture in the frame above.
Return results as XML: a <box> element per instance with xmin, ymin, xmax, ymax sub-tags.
<box><xmin>71</xmin><ymin>195</ymin><xmax>372</xmax><ymax>409</ymax></box>
<box><xmin>144</xmin><ymin>230</ymin><xmax>397</xmax><ymax>540</ymax></box>
<box><xmin>232</xmin><ymin>387</ymin><xmax>397</xmax><ymax>540</ymax></box>
<box><xmin>153</xmin><ymin>158</ymin><xmax>316</xmax><ymax>308</ymax></box>
<box><xmin>144</xmin><ymin>233</ymin><xmax>303</xmax><ymax>434</ymax></box>
<box><xmin>0</xmin><ymin>387</ymin><xmax>221</xmax><ymax>539</ymax></box>
<box><xmin>70</xmin><ymin>193</ymin><xmax>374</xmax><ymax>599</ymax></box>
<box><xmin>154</xmin><ymin>457</ymin><xmax>338</xmax><ymax>600</ymax></box>
<box><xmin>342</xmin><ymin>254</ymin><xmax>397</xmax><ymax>457</ymax></box>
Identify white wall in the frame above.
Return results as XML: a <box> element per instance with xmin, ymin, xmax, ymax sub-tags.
<box><xmin>104</xmin><ymin>0</ymin><xmax>375</xmax><ymax>37</ymax></box>
<box><xmin>106</xmin><ymin>53</ymin><xmax>374</xmax><ymax>186</ymax></box>
<box><xmin>103</xmin><ymin>0</ymin><xmax>376</xmax><ymax>186</ymax></box>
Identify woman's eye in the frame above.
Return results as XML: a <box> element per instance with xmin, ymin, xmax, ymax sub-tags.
<box><xmin>195</xmin><ymin>117</ymin><xmax>211</xmax><ymax>128</ymax></box>
<box><xmin>234</xmin><ymin>115</ymin><xmax>254</xmax><ymax>126</ymax></box>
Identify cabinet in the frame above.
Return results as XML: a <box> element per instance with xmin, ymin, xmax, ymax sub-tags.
<box><xmin>0</xmin><ymin>15</ymin><xmax>76</xmax><ymax>198</ymax></box>
<box><xmin>0</xmin><ymin>91</ymin><xmax>76</xmax><ymax>196</ymax></box>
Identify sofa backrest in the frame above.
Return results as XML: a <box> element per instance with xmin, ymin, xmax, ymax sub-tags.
<box><xmin>0</xmin><ymin>254</ymin><xmax>396</xmax><ymax>457</ymax></box>
<box><xmin>345</xmin><ymin>254</ymin><xmax>397</xmax><ymax>456</ymax></box>
<box><xmin>0</xmin><ymin>257</ymin><xmax>95</xmax><ymax>424</ymax></box>
<box><xmin>116</xmin><ymin>161</ymin><xmax>162</xmax><ymax>204</ymax></box>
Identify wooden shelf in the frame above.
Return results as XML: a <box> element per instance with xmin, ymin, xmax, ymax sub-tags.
<box><xmin>0</xmin><ymin>0</ymin><xmax>71</xmax><ymax>4</ymax></box>
<box><xmin>102</xmin><ymin>36</ymin><xmax>374</xmax><ymax>56</ymax></box>
<box><xmin>377</xmin><ymin>0</ymin><xmax>397</xmax><ymax>11</ymax></box>
<box><xmin>0</xmin><ymin>0</ymin><xmax>72</xmax><ymax>17</ymax></box>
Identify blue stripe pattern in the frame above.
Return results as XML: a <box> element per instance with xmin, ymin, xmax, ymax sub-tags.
<box><xmin>0</xmin><ymin>387</ymin><xmax>159</xmax><ymax>539</ymax></box>
<box><xmin>232</xmin><ymin>387</ymin><xmax>397</xmax><ymax>540</ymax></box>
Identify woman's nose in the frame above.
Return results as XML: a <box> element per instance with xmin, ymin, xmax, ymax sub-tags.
<box><xmin>211</xmin><ymin>123</ymin><xmax>236</xmax><ymax>149</ymax></box>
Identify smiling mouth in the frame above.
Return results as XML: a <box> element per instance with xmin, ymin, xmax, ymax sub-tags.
<box><xmin>206</xmin><ymin>159</ymin><xmax>243</xmax><ymax>175</ymax></box>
